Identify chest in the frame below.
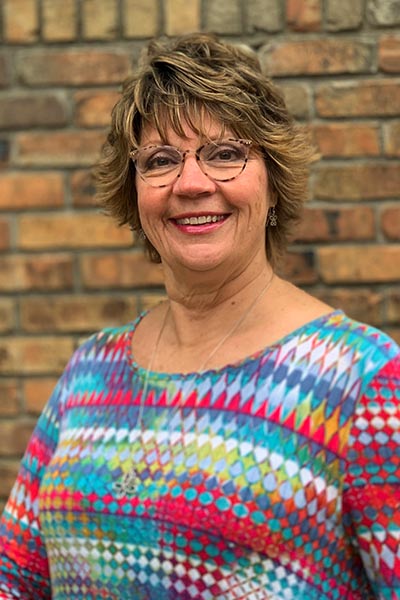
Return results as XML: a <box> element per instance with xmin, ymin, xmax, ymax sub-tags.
<box><xmin>39</xmin><ymin>377</ymin><xmax>347</xmax><ymax>555</ymax></box>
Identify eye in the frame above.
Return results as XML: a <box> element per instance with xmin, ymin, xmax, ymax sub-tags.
<box><xmin>202</xmin><ymin>142</ymin><xmax>247</xmax><ymax>164</ymax></box>
<box><xmin>139</xmin><ymin>146</ymin><xmax>181</xmax><ymax>173</ymax></box>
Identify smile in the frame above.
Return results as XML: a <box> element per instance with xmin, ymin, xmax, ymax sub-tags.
<box><xmin>175</xmin><ymin>215</ymin><xmax>225</xmax><ymax>225</ymax></box>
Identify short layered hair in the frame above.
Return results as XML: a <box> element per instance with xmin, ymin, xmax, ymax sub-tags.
<box><xmin>95</xmin><ymin>33</ymin><xmax>314</xmax><ymax>267</ymax></box>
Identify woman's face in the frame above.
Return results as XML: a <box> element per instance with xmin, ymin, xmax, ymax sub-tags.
<box><xmin>136</xmin><ymin>117</ymin><xmax>273</xmax><ymax>278</ymax></box>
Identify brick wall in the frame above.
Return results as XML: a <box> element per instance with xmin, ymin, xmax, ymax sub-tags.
<box><xmin>0</xmin><ymin>0</ymin><xmax>399</xmax><ymax>504</ymax></box>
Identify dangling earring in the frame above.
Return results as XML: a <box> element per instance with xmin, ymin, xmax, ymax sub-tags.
<box><xmin>128</xmin><ymin>225</ymin><xmax>146</xmax><ymax>240</ymax></box>
<box><xmin>267</xmin><ymin>206</ymin><xmax>277</xmax><ymax>227</ymax></box>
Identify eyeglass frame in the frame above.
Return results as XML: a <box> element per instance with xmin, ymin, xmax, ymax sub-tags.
<box><xmin>129</xmin><ymin>138</ymin><xmax>253</xmax><ymax>188</ymax></box>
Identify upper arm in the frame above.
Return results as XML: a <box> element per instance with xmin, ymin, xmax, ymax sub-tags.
<box><xmin>0</xmin><ymin>376</ymin><xmax>65</xmax><ymax>599</ymax></box>
<box><xmin>343</xmin><ymin>353</ymin><xmax>400</xmax><ymax>597</ymax></box>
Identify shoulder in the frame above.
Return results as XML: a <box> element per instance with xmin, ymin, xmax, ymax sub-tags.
<box><xmin>66</xmin><ymin>315</ymin><xmax>145</xmax><ymax>373</ymax></box>
<box><xmin>324</xmin><ymin>312</ymin><xmax>399</xmax><ymax>360</ymax></box>
<box><xmin>319</xmin><ymin>311</ymin><xmax>399</xmax><ymax>390</ymax></box>
<box><xmin>284</xmin><ymin>310</ymin><xmax>399</xmax><ymax>392</ymax></box>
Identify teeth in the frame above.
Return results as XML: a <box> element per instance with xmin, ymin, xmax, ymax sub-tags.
<box><xmin>176</xmin><ymin>215</ymin><xmax>225</xmax><ymax>225</ymax></box>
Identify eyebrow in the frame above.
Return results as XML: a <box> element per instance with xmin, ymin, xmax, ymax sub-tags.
<box><xmin>139</xmin><ymin>135</ymin><xmax>233</xmax><ymax>148</ymax></box>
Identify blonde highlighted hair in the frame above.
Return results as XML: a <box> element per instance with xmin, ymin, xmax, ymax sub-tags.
<box><xmin>95</xmin><ymin>33</ymin><xmax>314</xmax><ymax>266</ymax></box>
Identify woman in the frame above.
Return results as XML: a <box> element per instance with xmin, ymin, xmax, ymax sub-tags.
<box><xmin>0</xmin><ymin>33</ymin><xmax>399</xmax><ymax>600</ymax></box>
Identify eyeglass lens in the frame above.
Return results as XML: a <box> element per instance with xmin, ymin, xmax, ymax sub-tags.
<box><xmin>132</xmin><ymin>139</ymin><xmax>250</xmax><ymax>187</ymax></box>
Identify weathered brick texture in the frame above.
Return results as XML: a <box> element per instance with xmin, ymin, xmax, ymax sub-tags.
<box><xmin>0</xmin><ymin>172</ymin><xmax>64</xmax><ymax>209</ymax></box>
<box><xmin>0</xmin><ymin>220</ymin><xmax>10</xmax><ymax>250</ymax></box>
<box><xmin>42</xmin><ymin>0</ymin><xmax>77</xmax><ymax>41</ymax></box>
<box><xmin>3</xmin><ymin>0</ymin><xmax>39</xmax><ymax>43</ymax></box>
<box><xmin>379</xmin><ymin>36</ymin><xmax>400</xmax><ymax>72</ymax></box>
<box><xmin>123</xmin><ymin>0</ymin><xmax>159</xmax><ymax>38</ymax></box>
<box><xmin>260</xmin><ymin>39</ymin><xmax>375</xmax><ymax>76</ymax></box>
<box><xmin>15</xmin><ymin>130</ymin><xmax>106</xmax><ymax>166</ymax></box>
<box><xmin>0</xmin><ymin>380</ymin><xmax>20</xmax><ymax>417</ymax></box>
<box><xmin>17</xmin><ymin>50</ymin><xmax>131</xmax><ymax>86</ymax></box>
<box><xmin>0</xmin><ymin>93</ymin><xmax>68</xmax><ymax>129</ymax></box>
<box><xmin>165</xmin><ymin>0</ymin><xmax>201</xmax><ymax>35</ymax></box>
<box><xmin>286</xmin><ymin>0</ymin><xmax>321</xmax><ymax>32</ymax></box>
<box><xmin>311</xmin><ymin>123</ymin><xmax>381</xmax><ymax>157</ymax></box>
<box><xmin>17</xmin><ymin>213</ymin><xmax>132</xmax><ymax>249</ymax></box>
<box><xmin>326</xmin><ymin>0</ymin><xmax>363</xmax><ymax>31</ymax></box>
<box><xmin>315</xmin><ymin>80</ymin><xmax>400</xmax><ymax>117</ymax></box>
<box><xmin>0</xmin><ymin>0</ymin><xmax>399</xmax><ymax>501</ymax></box>
<box><xmin>82</xmin><ymin>0</ymin><xmax>119</xmax><ymax>40</ymax></box>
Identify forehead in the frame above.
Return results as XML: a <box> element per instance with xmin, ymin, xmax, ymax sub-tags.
<box><xmin>138</xmin><ymin>112</ymin><xmax>232</xmax><ymax>146</ymax></box>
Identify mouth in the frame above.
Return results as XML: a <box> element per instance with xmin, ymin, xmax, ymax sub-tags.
<box><xmin>174</xmin><ymin>214</ymin><xmax>226</xmax><ymax>226</ymax></box>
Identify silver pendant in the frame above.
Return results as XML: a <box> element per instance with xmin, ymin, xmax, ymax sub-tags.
<box><xmin>112</xmin><ymin>469</ymin><xmax>139</xmax><ymax>498</ymax></box>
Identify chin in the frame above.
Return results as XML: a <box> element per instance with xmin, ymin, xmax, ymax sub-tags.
<box><xmin>167</xmin><ymin>250</ymin><xmax>228</xmax><ymax>273</ymax></box>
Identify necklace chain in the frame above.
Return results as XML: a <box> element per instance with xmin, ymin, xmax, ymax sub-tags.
<box><xmin>114</xmin><ymin>272</ymin><xmax>274</xmax><ymax>497</ymax></box>
<box><xmin>139</xmin><ymin>271</ymin><xmax>274</xmax><ymax>420</ymax></box>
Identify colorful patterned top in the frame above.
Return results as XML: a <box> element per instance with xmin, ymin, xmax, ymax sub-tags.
<box><xmin>0</xmin><ymin>310</ymin><xmax>399</xmax><ymax>599</ymax></box>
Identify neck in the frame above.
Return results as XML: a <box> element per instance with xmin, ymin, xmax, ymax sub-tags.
<box><xmin>161</xmin><ymin>261</ymin><xmax>275</xmax><ymax>351</ymax></box>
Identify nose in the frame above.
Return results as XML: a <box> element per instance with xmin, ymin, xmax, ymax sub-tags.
<box><xmin>172</xmin><ymin>154</ymin><xmax>217</xmax><ymax>197</ymax></box>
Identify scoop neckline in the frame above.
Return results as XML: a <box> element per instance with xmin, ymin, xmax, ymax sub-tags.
<box><xmin>123</xmin><ymin>308</ymin><xmax>346</xmax><ymax>382</ymax></box>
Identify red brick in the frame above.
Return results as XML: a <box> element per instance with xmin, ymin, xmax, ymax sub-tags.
<box><xmin>82</xmin><ymin>0</ymin><xmax>119</xmax><ymax>40</ymax></box>
<box><xmin>0</xmin><ymin>380</ymin><xmax>20</xmax><ymax>416</ymax></box>
<box><xmin>15</xmin><ymin>130</ymin><xmax>105</xmax><ymax>167</ymax></box>
<box><xmin>315</xmin><ymin>80</ymin><xmax>400</xmax><ymax>117</ymax></box>
<box><xmin>379</xmin><ymin>36</ymin><xmax>400</xmax><ymax>73</ymax></box>
<box><xmin>0</xmin><ymin>460</ymin><xmax>20</xmax><ymax>499</ymax></box>
<box><xmin>17</xmin><ymin>49</ymin><xmax>131</xmax><ymax>86</ymax></box>
<box><xmin>0</xmin><ymin>172</ymin><xmax>64</xmax><ymax>210</ymax></box>
<box><xmin>0</xmin><ymin>93</ymin><xmax>67</xmax><ymax>130</ymax></box>
<box><xmin>0</xmin><ymin>420</ymin><xmax>37</xmax><ymax>456</ymax></box>
<box><xmin>23</xmin><ymin>378</ymin><xmax>58</xmax><ymax>414</ymax></box>
<box><xmin>295</xmin><ymin>207</ymin><xmax>375</xmax><ymax>242</ymax></box>
<box><xmin>0</xmin><ymin>255</ymin><xmax>74</xmax><ymax>292</ymax></box>
<box><xmin>312</xmin><ymin>288</ymin><xmax>384</xmax><ymax>326</ymax></box>
<box><xmin>3</xmin><ymin>0</ymin><xmax>39</xmax><ymax>43</ymax></box>
<box><xmin>70</xmin><ymin>170</ymin><xmax>97</xmax><ymax>207</ymax></box>
<box><xmin>286</xmin><ymin>0</ymin><xmax>321</xmax><ymax>31</ymax></box>
<box><xmin>313</xmin><ymin>163</ymin><xmax>400</xmax><ymax>200</ymax></box>
<box><xmin>0</xmin><ymin>219</ymin><xmax>10</xmax><ymax>250</ymax></box>
<box><xmin>381</xmin><ymin>207</ymin><xmax>400</xmax><ymax>241</ymax></box>
<box><xmin>311</xmin><ymin>123</ymin><xmax>380</xmax><ymax>157</ymax></box>
<box><xmin>0</xmin><ymin>337</ymin><xmax>74</xmax><ymax>375</ymax></box>
<box><xmin>20</xmin><ymin>295</ymin><xmax>138</xmax><ymax>333</ymax></box>
<box><xmin>259</xmin><ymin>39</ymin><xmax>374</xmax><ymax>76</ymax></box>
<box><xmin>80</xmin><ymin>252</ymin><xmax>165</xmax><ymax>289</ymax></box>
<box><xmin>281</xmin><ymin>251</ymin><xmax>318</xmax><ymax>285</ymax></box>
<box><xmin>318</xmin><ymin>245</ymin><xmax>400</xmax><ymax>283</ymax></box>
<box><xmin>74</xmin><ymin>90</ymin><xmax>120</xmax><ymax>127</ymax></box>
<box><xmin>17</xmin><ymin>213</ymin><xmax>132</xmax><ymax>249</ymax></box>
<box><xmin>123</xmin><ymin>0</ymin><xmax>158</xmax><ymax>37</ymax></box>
<box><xmin>387</xmin><ymin>291</ymin><xmax>400</xmax><ymax>324</ymax></box>
<box><xmin>42</xmin><ymin>0</ymin><xmax>77</xmax><ymax>41</ymax></box>
<box><xmin>0</xmin><ymin>299</ymin><xmax>15</xmax><ymax>333</ymax></box>
<box><xmin>384</xmin><ymin>121</ymin><xmax>400</xmax><ymax>157</ymax></box>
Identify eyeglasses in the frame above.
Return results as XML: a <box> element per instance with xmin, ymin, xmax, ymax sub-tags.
<box><xmin>129</xmin><ymin>138</ymin><xmax>252</xmax><ymax>187</ymax></box>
